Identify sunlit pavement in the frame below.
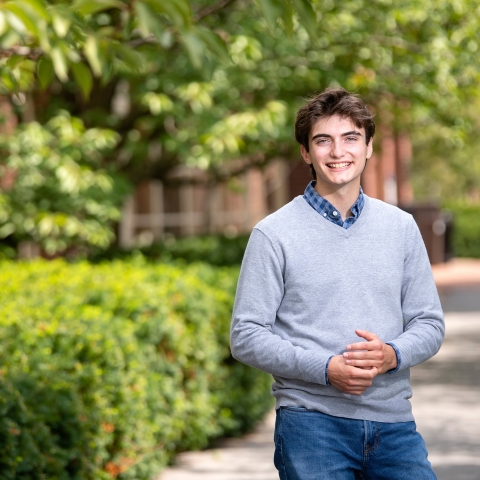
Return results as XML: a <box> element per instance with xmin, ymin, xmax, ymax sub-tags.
<box><xmin>158</xmin><ymin>260</ymin><xmax>480</xmax><ymax>480</ymax></box>
<box><xmin>158</xmin><ymin>411</ymin><xmax>277</xmax><ymax>480</ymax></box>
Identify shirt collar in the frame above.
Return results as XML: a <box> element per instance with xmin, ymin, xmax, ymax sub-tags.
<box><xmin>303</xmin><ymin>181</ymin><xmax>365</xmax><ymax>227</ymax></box>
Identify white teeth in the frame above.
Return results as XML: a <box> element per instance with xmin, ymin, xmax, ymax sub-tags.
<box><xmin>327</xmin><ymin>162</ymin><xmax>350</xmax><ymax>168</ymax></box>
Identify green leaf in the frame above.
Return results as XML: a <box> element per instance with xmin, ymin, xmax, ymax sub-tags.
<box><xmin>36</xmin><ymin>16</ymin><xmax>51</xmax><ymax>53</ymax></box>
<box><xmin>0</xmin><ymin>11</ymin><xmax>7</xmax><ymax>36</ymax></box>
<box><xmin>254</xmin><ymin>0</ymin><xmax>285</xmax><ymax>33</ymax></box>
<box><xmin>144</xmin><ymin>0</ymin><xmax>192</xmax><ymax>29</ymax></box>
<box><xmin>71</xmin><ymin>0</ymin><xmax>124</xmax><ymax>16</ymax></box>
<box><xmin>4</xmin><ymin>2</ymin><xmax>39</xmax><ymax>35</ymax></box>
<box><xmin>195</xmin><ymin>27</ymin><xmax>231</xmax><ymax>65</ymax></box>
<box><xmin>282</xmin><ymin>1</ymin><xmax>294</xmax><ymax>37</ymax></box>
<box><xmin>291</xmin><ymin>0</ymin><xmax>317</xmax><ymax>41</ymax></box>
<box><xmin>17</xmin><ymin>0</ymin><xmax>49</xmax><ymax>21</ymax></box>
<box><xmin>134</xmin><ymin>1</ymin><xmax>152</xmax><ymax>38</ymax></box>
<box><xmin>71</xmin><ymin>62</ymin><xmax>93</xmax><ymax>100</ymax></box>
<box><xmin>37</xmin><ymin>57</ymin><xmax>54</xmax><ymax>89</ymax></box>
<box><xmin>181</xmin><ymin>30</ymin><xmax>204</xmax><ymax>69</ymax></box>
<box><xmin>50</xmin><ymin>47</ymin><xmax>68</xmax><ymax>82</ymax></box>
<box><xmin>0</xmin><ymin>223</ymin><xmax>15</xmax><ymax>238</ymax></box>
<box><xmin>134</xmin><ymin>1</ymin><xmax>164</xmax><ymax>41</ymax></box>
<box><xmin>52</xmin><ymin>12</ymin><xmax>72</xmax><ymax>38</ymax></box>
<box><xmin>110</xmin><ymin>43</ymin><xmax>143</xmax><ymax>73</ymax></box>
<box><xmin>6</xmin><ymin>54</ymin><xmax>24</xmax><ymax>69</ymax></box>
<box><xmin>0</xmin><ymin>69</ymin><xmax>19</xmax><ymax>92</ymax></box>
<box><xmin>84</xmin><ymin>36</ymin><xmax>103</xmax><ymax>77</ymax></box>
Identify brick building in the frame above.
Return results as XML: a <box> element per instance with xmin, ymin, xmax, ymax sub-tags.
<box><xmin>119</xmin><ymin>131</ymin><xmax>416</xmax><ymax>246</ymax></box>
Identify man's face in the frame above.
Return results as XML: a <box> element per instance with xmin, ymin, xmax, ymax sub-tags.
<box><xmin>300</xmin><ymin>115</ymin><xmax>373</xmax><ymax>194</ymax></box>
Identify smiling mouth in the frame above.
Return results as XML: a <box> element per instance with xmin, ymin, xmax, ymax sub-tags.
<box><xmin>326</xmin><ymin>162</ymin><xmax>352</xmax><ymax>169</ymax></box>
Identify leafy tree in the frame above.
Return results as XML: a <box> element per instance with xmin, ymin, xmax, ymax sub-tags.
<box><xmin>1</xmin><ymin>0</ymin><xmax>480</xmax><ymax>253</ymax></box>
<box><xmin>2</xmin><ymin>0</ymin><xmax>479</xmax><ymax>176</ymax></box>
<box><xmin>0</xmin><ymin>0</ymin><xmax>316</xmax><ymax>252</ymax></box>
<box><xmin>0</xmin><ymin>112</ymin><xmax>129</xmax><ymax>254</ymax></box>
<box><xmin>411</xmin><ymin>96</ymin><xmax>480</xmax><ymax>202</ymax></box>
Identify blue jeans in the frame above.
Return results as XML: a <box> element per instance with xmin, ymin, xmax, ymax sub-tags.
<box><xmin>274</xmin><ymin>407</ymin><xmax>437</xmax><ymax>480</ymax></box>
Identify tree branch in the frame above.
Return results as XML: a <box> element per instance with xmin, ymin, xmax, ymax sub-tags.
<box><xmin>128</xmin><ymin>0</ymin><xmax>238</xmax><ymax>49</ymax></box>
<box><xmin>194</xmin><ymin>0</ymin><xmax>237</xmax><ymax>22</ymax></box>
<box><xmin>0</xmin><ymin>46</ymin><xmax>43</xmax><ymax>60</ymax></box>
<box><xmin>127</xmin><ymin>34</ymin><xmax>159</xmax><ymax>49</ymax></box>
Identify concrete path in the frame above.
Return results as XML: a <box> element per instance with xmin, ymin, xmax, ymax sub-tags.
<box><xmin>158</xmin><ymin>412</ymin><xmax>277</xmax><ymax>480</ymax></box>
<box><xmin>159</xmin><ymin>261</ymin><xmax>480</xmax><ymax>480</ymax></box>
<box><xmin>411</xmin><ymin>311</ymin><xmax>480</xmax><ymax>480</ymax></box>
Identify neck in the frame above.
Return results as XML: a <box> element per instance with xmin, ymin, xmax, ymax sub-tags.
<box><xmin>314</xmin><ymin>182</ymin><xmax>361</xmax><ymax>220</ymax></box>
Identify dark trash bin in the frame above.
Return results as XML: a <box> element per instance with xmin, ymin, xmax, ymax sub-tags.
<box><xmin>399</xmin><ymin>204</ymin><xmax>453</xmax><ymax>265</ymax></box>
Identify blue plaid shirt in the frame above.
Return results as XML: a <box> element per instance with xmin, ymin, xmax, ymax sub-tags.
<box><xmin>303</xmin><ymin>181</ymin><xmax>365</xmax><ymax>229</ymax></box>
<box><xmin>302</xmin><ymin>180</ymin><xmax>402</xmax><ymax>383</ymax></box>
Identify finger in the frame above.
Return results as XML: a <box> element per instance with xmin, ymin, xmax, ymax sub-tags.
<box><xmin>347</xmin><ymin>384</ymin><xmax>373</xmax><ymax>394</ymax></box>
<box><xmin>346</xmin><ymin>341</ymin><xmax>379</xmax><ymax>351</ymax></box>
<box><xmin>344</xmin><ymin>359</ymin><xmax>378</xmax><ymax>368</ymax></box>
<box><xmin>343</xmin><ymin>350</ymin><xmax>384</xmax><ymax>361</ymax></box>
<box><xmin>347</xmin><ymin>365</ymin><xmax>378</xmax><ymax>379</ymax></box>
<box><xmin>354</xmin><ymin>329</ymin><xmax>378</xmax><ymax>341</ymax></box>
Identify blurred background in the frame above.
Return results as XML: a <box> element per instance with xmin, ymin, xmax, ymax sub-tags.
<box><xmin>0</xmin><ymin>0</ymin><xmax>479</xmax><ymax>478</ymax></box>
<box><xmin>1</xmin><ymin>0</ymin><xmax>480</xmax><ymax>261</ymax></box>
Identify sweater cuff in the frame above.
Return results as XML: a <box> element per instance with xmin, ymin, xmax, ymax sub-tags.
<box><xmin>325</xmin><ymin>355</ymin><xmax>334</xmax><ymax>385</ymax></box>
<box><xmin>298</xmin><ymin>350</ymin><xmax>332</xmax><ymax>386</ymax></box>
<box><xmin>385</xmin><ymin>342</ymin><xmax>401</xmax><ymax>373</ymax></box>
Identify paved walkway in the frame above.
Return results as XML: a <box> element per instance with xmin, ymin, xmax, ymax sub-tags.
<box><xmin>158</xmin><ymin>412</ymin><xmax>277</xmax><ymax>480</ymax></box>
<box><xmin>411</xmin><ymin>312</ymin><xmax>480</xmax><ymax>480</ymax></box>
<box><xmin>158</xmin><ymin>259</ymin><xmax>480</xmax><ymax>480</ymax></box>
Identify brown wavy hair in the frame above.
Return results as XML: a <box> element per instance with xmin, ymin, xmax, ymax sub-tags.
<box><xmin>295</xmin><ymin>88</ymin><xmax>375</xmax><ymax>179</ymax></box>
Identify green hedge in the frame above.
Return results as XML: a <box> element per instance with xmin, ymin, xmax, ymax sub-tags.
<box><xmin>445</xmin><ymin>203</ymin><xmax>480</xmax><ymax>258</ymax></box>
<box><xmin>89</xmin><ymin>234</ymin><xmax>250</xmax><ymax>266</ymax></box>
<box><xmin>0</xmin><ymin>260</ymin><xmax>272</xmax><ymax>479</ymax></box>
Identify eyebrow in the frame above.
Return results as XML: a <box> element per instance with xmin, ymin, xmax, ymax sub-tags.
<box><xmin>311</xmin><ymin>131</ymin><xmax>363</xmax><ymax>141</ymax></box>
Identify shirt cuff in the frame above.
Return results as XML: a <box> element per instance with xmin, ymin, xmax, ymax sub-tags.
<box><xmin>385</xmin><ymin>342</ymin><xmax>401</xmax><ymax>373</ymax></box>
<box><xmin>325</xmin><ymin>355</ymin><xmax>334</xmax><ymax>385</ymax></box>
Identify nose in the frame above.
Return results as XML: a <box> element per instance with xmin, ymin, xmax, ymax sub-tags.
<box><xmin>331</xmin><ymin>140</ymin><xmax>345</xmax><ymax>158</ymax></box>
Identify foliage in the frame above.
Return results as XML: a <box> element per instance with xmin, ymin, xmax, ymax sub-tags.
<box><xmin>1</xmin><ymin>0</ymin><xmax>480</xmax><ymax>200</ymax></box>
<box><xmin>70</xmin><ymin>0</ymin><xmax>480</xmax><ymax>187</ymax></box>
<box><xmin>0</xmin><ymin>259</ymin><xmax>272</xmax><ymax>479</ymax></box>
<box><xmin>0</xmin><ymin>0</ymin><xmax>313</xmax><ymax>97</ymax></box>
<box><xmin>411</xmin><ymin>96</ymin><xmax>480</xmax><ymax>202</ymax></box>
<box><xmin>444</xmin><ymin>202</ymin><xmax>480</xmax><ymax>258</ymax></box>
<box><xmin>90</xmin><ymin>233</ymin><xmax>250</xmax><ymax>266</ymax></box>
<box><xmin>0</xmin><ymin>112</ymin><xmax>130</xmax><ymax>254</ymax></box>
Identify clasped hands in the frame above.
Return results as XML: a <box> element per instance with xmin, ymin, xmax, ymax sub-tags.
<box><xmin>327</xmin><ymin>330</ymin><xmax>398</xmax><ymax>396</ymax></box>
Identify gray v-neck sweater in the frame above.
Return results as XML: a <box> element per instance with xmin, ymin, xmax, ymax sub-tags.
<box><xmin>230</xmin><ymin>195</ymin><xmax>444</xmax><ymax>423</ymax></box>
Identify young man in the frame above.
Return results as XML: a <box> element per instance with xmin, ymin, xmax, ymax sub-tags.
<box><xmin>230</xmin><ymin>88</ymin><xmax>444</xmax><ymax>479</ymax></box>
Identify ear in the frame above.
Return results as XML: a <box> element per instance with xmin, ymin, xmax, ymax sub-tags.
<box><xmin>366</xmin><ymin>139</ymin><xmax>373</xmax><ymax>160</ymax></box>
<box><xmin>300</xmin><ymin>144</ymin><xmax>312</xmax><ymax>164</ymax></box>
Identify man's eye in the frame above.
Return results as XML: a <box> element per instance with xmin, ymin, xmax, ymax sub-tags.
<box><xmin>346</xmin><ymin>137</ymin><xmax>358</xmax><ymax>142</ymax></box>
<box><xmin>317</xmin><ymin>139</ymin><xmax>330</xmax><ymax>145</ymax></box>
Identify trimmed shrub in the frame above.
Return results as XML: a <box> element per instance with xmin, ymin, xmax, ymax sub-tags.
<box><xmin>0</xmin><ymin>260</ymin><xmax>272</xmax><ymax>479</ymax></box>
<box><xmin>444</xmin><ymin>203</ymin><xmax>480</xmax><ymax>258</ymax></box>
<box><xmin>89</xmin><ymin>234</ymin><xmax>250</xmax><ymax>266</ymax></box>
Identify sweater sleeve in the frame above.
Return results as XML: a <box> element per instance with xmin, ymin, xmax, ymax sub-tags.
<box><xmin>230</xmin><ymin>228</ymin><xmax>330</xmax><ymax>385</ymax></box>
<box><xmin>388</xmin><ymin>216</ymin><xmax>445</xmax><ymax>370</ymax></box>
